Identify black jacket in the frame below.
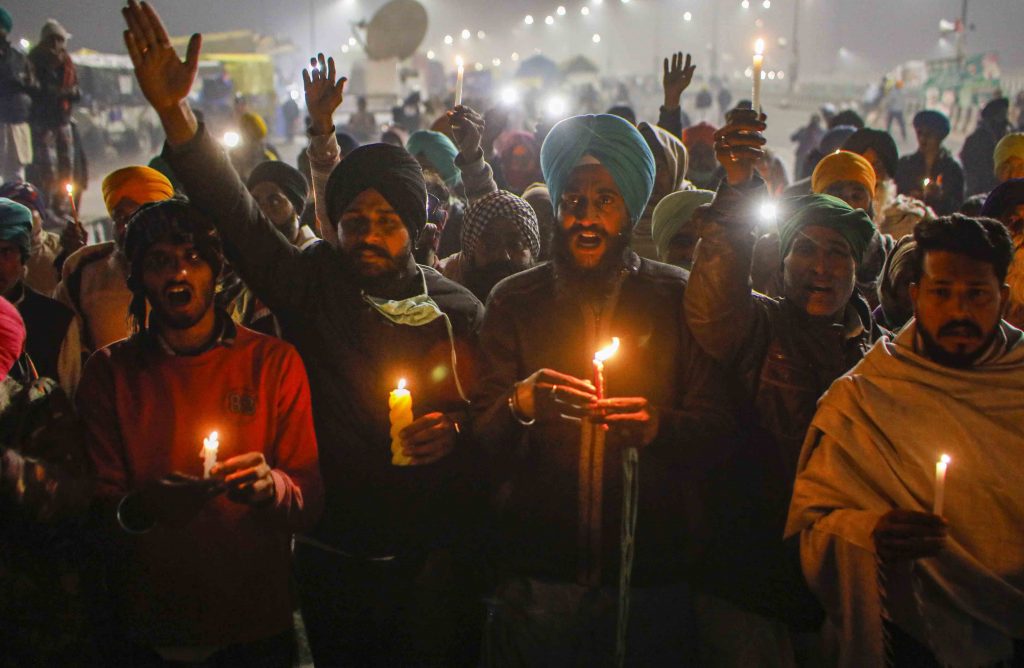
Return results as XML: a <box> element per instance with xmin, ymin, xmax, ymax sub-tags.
<box><xmin>165</xmin><ymin>126</ymin><xmax>485</xmax><ymax>558</ymax></box>
<box><xmin>894</xmin><ymin>148</ymin><xmax>965</xmax><ymax>215</ymax></box>
<box><xmin>473</xmin><ymin>254</ymin><xmax>737</xmax><ymax>587</ymax></box>
<box><xmin>14</xmin><ymin>284</ymin><xmax>74</xmax><ymax>384</ymax></box>
<box><xmin>0</xmin><ymin>40</ymin><xmax>33</xmax><ymax>124</ymax></box>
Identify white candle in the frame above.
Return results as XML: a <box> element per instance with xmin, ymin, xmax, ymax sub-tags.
<box><xmin>454</xmin><ymin>57</ymin><xmax>465</xmax><ymax>107</ymax></box>
<box><xmin>201</xmin><ymin>431</ymin><xmax>219</xmax><ymax>479</ymax></box>
<box><xmin>389</xmin><ymin>379</ymin><xmax>414</xmax><ymax>466</ymax></box>
<box><xmin>592</xmin><ymin>337</ymin><xmax>620</xmax><ymax>400</ymax></box>
<box><xmin>934</xmin><ymin>453</ymin><xmax>951</xmax><ymax>515</ymax></box>
<box><xmin>752</xmin><ymin>38</ymin><xmax>765</xmax><ymax>112</ymax></box>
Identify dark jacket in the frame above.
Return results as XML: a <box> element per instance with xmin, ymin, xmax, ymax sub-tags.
<box><xmin>685</xmin><ymin>177</ymin><xmax>887</xmax><ymax>625</ymax></box>
<box><xmin>27</xmin><ymin>48</ymin><xmax>78</xmax><ymax>127</ymax></box>
<box><xmin>165</xmin><ymin>126</ymin><xmax>485</xmax><ymax>558</ymax></box>
<box><xmin>0</xmin><ymin>40</ymin><xmax>34</xmax><ymax>124</ymax></box>
<box><xmin>960</xmin><ymin>122</ymin><xmax>1007</xmax><ymax>197</ymax></box>
<box><xmin>473</xmin><ymin>254</ymin><xmax>737</xmax><ymax>587</ymax></box>
<box><xmin>14</xmin><ymin>283</ymin><xmax>74</xmax><ymax>383</ymax></box>
<box><xmin>894</xmin><ymin>148</ymin><xmax>965</xmax><ymax>215</ymax></box>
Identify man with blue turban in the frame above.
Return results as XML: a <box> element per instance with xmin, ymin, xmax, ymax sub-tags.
<box><xmin>895</xmin><ymin>109</ymin><xmax>965</xmax><ymax>215</ymax></box>
<box><xmin>473</xmin><ymin>113</ymin><xmax>737</xmax><ymax>663</ymax></box>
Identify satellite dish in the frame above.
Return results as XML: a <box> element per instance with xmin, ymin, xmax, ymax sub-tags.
<box><xmin>363</xmin><ymin>0</ymin><xmax>428</xmax><ymax>61</ymax></box>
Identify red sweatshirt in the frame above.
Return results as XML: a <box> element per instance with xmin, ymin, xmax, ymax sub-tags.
<box><xmin>77</xmin><ymin>323</ymin><xmax>322</xmax><ymax>648</ymax></box>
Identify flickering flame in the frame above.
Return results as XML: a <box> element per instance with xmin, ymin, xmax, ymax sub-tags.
<box><xmin>923</xmin><ymin>178</ymin><xmax>931</xmax><ymax>187</ymax></box>
<box><xmin>594</xmin><ymin>337</ymin><xmax>621</xmax><ymax>363</ymax></box>
<box><xmin>940</xmin><ymin>454</ymin><xmax>951</xmax><ymax>465</ymax></box>
<box><xmin>65</xmin><ymin>182</ymin><xmax>74</xmax><ymax>196</ymax></box>
<box><xmin>754</xmin><ymin>38</ymin><xmax>765</xmax><ymax>56</ymax></box>
<box><xmin>455</xmin><ymin>55</ymin><xmax>464</xmax><ymax>69</ymax></box>
<box><xmin>203</xmin><ymin>431</ymin><xmax>219</xmax><ymax>453</ymax></box>
<box><xmin>397</xmin><ymin>378</ymin><xmax>407</xmax><ymax>391</ymax></box>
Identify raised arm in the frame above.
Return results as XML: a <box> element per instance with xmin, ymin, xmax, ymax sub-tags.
<box><xmin>303</xmin><ymin>53</ymin><xmax>347</xmax><ymax>243</ymax></box>
<box><xmin>450</xmin><ymin>105</ymin><xmax>498</xmax><ymax>202</ymax></box>
<box><xmin>685</xmin><ymin>109</ymin><xmax>769</xmax><ymax>366</ymax></box>
<box><xmin>122</xmin><ymin>0</ymin><xmax>310</xmax><ymax>312</ymax></box>
<box><xmin>658</xmin><ymin>52</ymin><xmax>696</xmax><ymax>139</ymax></box>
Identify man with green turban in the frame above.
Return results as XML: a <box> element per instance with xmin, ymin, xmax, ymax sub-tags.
<box><xmin>473</xmin><ymin>113</ymin><xmax>736</xmax><ymax>663</ymax></box>
<box><xmin>406</xmin><ymin>129</ymin><xmax>462</xmax><ymax>188</ymax></box>
<box><xmin>651</xmin><ymin>188</ymin><xmax>714</xmax><ymax>268</ymax></box>
<box><xmin>683</xmin><ymin>109</ymin><xmax>888</xmax><ymax>664</ymax></box>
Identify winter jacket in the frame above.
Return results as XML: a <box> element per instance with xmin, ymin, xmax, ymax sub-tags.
<box><xmin>27</xmin><ymin>49</ymin><xmax>78</xmax><ymax>127</ymax></box>
<box><xmin>894</xmin><ymin>148</ymin><xmax>965</xmax><ymax>216</ymax></box>
<box><xmin>0</xmin><ymin>40</ymin><xmax>34</xmax><ymax>124</ymax></box>
<box><xmin>960</xmin><ymin>122</ymin><xmax>1007</xmax><ymax>197</ymax></box>
<box><xmin>473</xmin><ymin>253</ymin><xmax>737</xmax><ymax>587</ymax></box>
<box><xmin>684</xmin><ymin>177</ymin><xmax>887</xmax><ymax>625</ymax></box>
<box><xmin>165</xmin><ymin>125</ymin><xmax>485</xmax><ymax>558</ymax></box>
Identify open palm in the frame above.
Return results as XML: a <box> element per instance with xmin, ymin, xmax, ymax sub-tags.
<box><xmin>122</xmin><ymin>0</ymin><xmax>201</xmax><ymax>112</ymax></box>
<box><xmin>303</xmin><ymin>53</ymin><xmax>347</xmax><ymax>133</ymax></box>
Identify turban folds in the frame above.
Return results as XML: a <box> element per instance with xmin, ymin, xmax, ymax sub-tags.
<box><xmin>0</xmin><ymin>8</ymin><xmax>12</xmax><ymax>34</ymax></box>
<box><xmin>913</xmin><ymin>110</ymin><xmax>951</xmax><ymax>140</ymax></box>
<box><xmin>461</xmin><ymin>190</ymin><xmax>540</xmax><ymax>264</ymax></box>
<box><xmin>779</xmin><ymin>194</ymin><xmax>877</xmax><ymax>265</ymax></box>
<box><xmin>240</xmin><ymin>112</ymin><xmax>268</xmax><ymax>140</ymax></box>
<box><xmin>651</xmin><ymin>189</ymin><xmax>714</xmax><ymax>262</ymax></box>
<box><xmin>0</xmin><ymin>197</ymin><xmax>32</xmax><ymax>260</ymax></box>
<box><xmin>325</xmin><ymin>143</ymin><xmax>427</xmax><ymax>238</ymax></box>
<box><xmin>811</xmin><ymin>150</ymin><xmax>877</xmax><ymax>197</ymax></box>
<box><xmin>980</xmin><ymin>178</ymin><xmax>1024</xmax><ymax>220</ymax></box>
<box><xmin>994</xmin><ymin>133</ymin><xmax>1024</xmax><ymax>176</ymax></box>
<box><xmin>406</xmin><ymin>130</ymin><xmax>462</xmax><ymax>187</ymax></box>
<box><xmin>0</xmin><ymin>296</ymin><xmax>24</xmax><ymax>380</ymax></box>
<box><xmin>0</xmin><ymin>181</ymin><xmax>44</xmax><ymax>220</ymax></box>
<box><xmin>101</xmin><ymin>166</ymin><xmax>174</xmax><ymax>216</ymax></box>
<box><xmin>124</xmin><ymin>198</ymin><xmax>224</xmax><ymax>292</ymax></box>
<box><xmin>247</xmin><ymin>160</ymin><xmax>309</xmax><ymax>215</ymax></box>
<box><xmin>843</xmin><ymin>128</ymin><xmax>899</xmax><ymax>181</ymax></box>
<box><xmin>540</xmin><ymin>114</ymin><xmax>656</xmax><ymax>226</ymax></box>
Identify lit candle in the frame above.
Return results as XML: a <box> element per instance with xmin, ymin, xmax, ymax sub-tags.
<box><xmin>389</xmin><ymin>379</ymin><xmax>414</xmax><ymax>466</ymax></box>
<box><xmin>923</xmin><ymin>177</ymin><xmax>931</xmax><ymax>188</ymax></box>
<box><xmin>752</xmin><ymin>38</ymin><xmax>765</xmax><ymax>113</ymax></box>
<box><xmin>201</xmin><ymin>431</ymin><xmax>219</xmax><ymax>479</ymax></box>
<box><xmin>65</xmin><ymin>182</ymin><xmax>79</xmax><ymax>223</ymax></box>
<box><xmin>592</xmin><ymin>337</ymin><xmax>620</xmax><ymax>400</ymax></box>
<box><xmin>934</xmin><ymin>453</ymin><xmax>951</xmax><ymax>515</ymax></box>
<box><xmin>454</xmin><ymin>57</ymin><xmax>465</xmax><ymax>107</ymax></box>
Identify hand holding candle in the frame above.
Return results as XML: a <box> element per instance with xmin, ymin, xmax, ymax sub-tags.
<box><xmin>389</xmin><ymin>379</ymin><xmax>414</xmax><ymax>466</ymax></box>
<box><xmin>592</xmin><ymin>337</ymin><xmax>621</xmax><ymax>401</ymax></box>
<box><xmin>934</xmin><ymin>453</ymin><xmax>951</xmax><ymax>516</ymax></box>
<box><xmin>201</xmin><ymin>431</ymin><xmax>219</xmax><ymax>479</ymax></box>
<box><xmin>752</xmin><ymin>38</ymin><xmax>765</xmax><ymax>113</ymax></box>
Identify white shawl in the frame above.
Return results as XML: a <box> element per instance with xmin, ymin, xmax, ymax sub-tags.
<box><xmin>786</xmin><ymin>320</ymin><xmax>1024</xmax><ymax>666</ymax></box>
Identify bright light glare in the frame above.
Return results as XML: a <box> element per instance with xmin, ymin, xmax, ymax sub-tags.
<box><xmin>289</xmin><ymin>90</ymin><xmax>299</xmax><ymax>100</ymax></box>
<box><xmin>545</xmin><ymin>95</ymin><xmax>568</xmax><ymax>118</ymax></box>
<box><xmin>759</xmin><ymin>201</ymin><xmax>777</xmax><ymax>223</ymax></box>
<box><xmin>461</xmin><ymin>29</ymin><xmax>471</xmax><ymax>40</ymax></box>
<box><xmin>763</xmin><ymin>0</ymin><xmax>771</xmax><ymax>7</ymax></box>
<box><xmin>444</xmin><ymin>34</ymin><xmax>453</xmax><ymax>45</ymax></box>
<box><xmin>741</xmin><ymin>0</ymin><xmax>750</xmax><ymax>8</ymax></box>
<box><xmin>426</xmin><ymin>50</ymin><xmax>435</xmax><ymax>59</ymax></box>
<box><xmin>592</xmin><ymin>33</ymin><xmax>602</xmax><ymax>43</ymax></box>
<box><xmin>221</xmin><ymin>131</ymin><xmax>241</xmax><ymax>148</ymax></box>
<box><xmin>581</xmin><ymin>6</ymin><xmax>590</xmax><ymax>14</ymax></box>
<box><xmin>556</xmin><ymin>5</ymin><xmax>566</xmax><ymax>15</ymax></box>
<box><xmin>341</xmin><ymin>45</ymin><xmax>349</xmax><ymax>53</ymax></box>
<box><xmin>524</xmin><ymin>14</ymin><xmax>534</xmax><ymax>24</ymax></box>
<box><xmin>500</xmin><ymin>86</ymin><xmax>520</xmax><ymax>106</ymax></box>
<box><xmin>683</xmin><ymin>11</ymin><xmax>692</xmax><ymax>21</ymax></box>
<box><xmin>545</xmin><ymin>15</ymin><xmax>554</xmax><ymax>25</ymax></box>
<box><xmin>511</xmin><ymin>52</ymin><xmax>520</xmax><ymax>61</ymax></box>
<box><xmin>19</xmin><ymin>38</ymin><xmax>30</xmax><ymax>50</ymax></box>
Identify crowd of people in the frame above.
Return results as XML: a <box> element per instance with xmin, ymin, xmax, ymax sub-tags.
<box><xmin>1</xmin><ymin>1</ymin><xmax>1023</xmax><ymax>666</ymax></box>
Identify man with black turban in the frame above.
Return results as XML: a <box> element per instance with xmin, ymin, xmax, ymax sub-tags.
<box><xmin>960</xmin><ymin>97</ymin><xmax>1011</xmax><ymax>197</ymax></box>
<box><xmin>473</xmin><ymin>112</ymin><xmax>736</xmax><ymax>664</ymax></box>
<box><xmin>684</xmin><ymin>108</ymin><xmax>889</xmax><ymax>663</ymax></box>
<box><xmin>122</xmin><ymin>4</ymin><xmax>484</xmax><ymax>664</ymax></box>
<box><xmin>895</xmin><ymin>109</ymin><xmax>965</xmax><ymax>215</ymax></box>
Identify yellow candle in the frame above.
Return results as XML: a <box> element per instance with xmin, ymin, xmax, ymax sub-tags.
<box><xmin>454</xmin><ymin>57</ymin><xmax>465</xmax><ymax>107</ymax></box>
<box><xmin>389</xmin><ymin>379</ymin><xmax>414</xmax><ymax>466</ymax></box>
<box><xmin>201</xmin><ymin>431</ymin><xmax>219</xmax><ymax>478</ymax></box>
<box><xmin>752</xmin><ymin>38</ymin><xmax>765</xmax><ymax>112</ymax></box>
<box><xmin>934</xmin><ymin>453</ymin><xmax>951</xmax><ymax>515</ymax></box>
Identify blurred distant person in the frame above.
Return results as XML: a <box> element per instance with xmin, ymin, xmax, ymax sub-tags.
<box><xmin>717</xmin><ymin>86</ymin><xmax>733</xmax><ymax>119</ymax></box>
<box><xmin>895</xmin><ymin>110</ymin><xmax>964</xmax><ymax>215</ymax></box>
<box><xmin>682</xmin><ymin>122</ymin><xmax>719</xmax><ymax>190</ymax></box>
<box><xmin>27</xmin><ymin>19</ymin><xmax>78</xmax><ymax>205</ymax></box>
<box><xmin>492</xmin><ymin>131</ymin><xmax>541</xmax><ymax>196</ymax></box>
<box><xmin>785</xmin><ymin>124</ymin><xmax>857</xmax><ymax>196</ymax></box>
<box><xmin>347</xmin><ymin>95</ymin><xmax>377</xmax><ymax>144</ymax></box>
<box><xmin>635</xmin><ymin>122</ymin><xmax>688</xmax><ymax>259</ymax></box>
<box><xmin>658</xmin><ymin>51</ymin><xmax>696</xmax><ymax>138</ymax></box>
<box><xmin>980</xmin><ymin>178</ymin><xmax>1024</xmax><ymax>329</ymax></box>
<box><xmin>606</xmin><ymin>104</ymin><xmax>636</xmax><ymax>126</ymax></box>
<box><xmin>407</xmin><ymin>129</ymin><xmax>462</xmax><ymax>191</ymax></box>
<box><xmin>873</xmin><ymin>235</ymin><xmax>916</xmax><ymax>331</ymax></box>
<box><xmin>247</xmin><ymin>161</ymin><xmax>316</xmax><ymax>250</ymax></box>
<box><xmin>0</xmin><ymin>181</ymin><xmax>65</xmax><ymax>294</ymax></box>
<box><xmin>994</xmin><ymin>132</ymin><xmax>1024</xmax><ymax>184</ymax></box>
<box><xmin>281</xmin><ymin>94</ymin><xmax>299</xmax><ymax>144</ymax></box>
<box><xmin>651</xmin><ymin>189</ymin><xmax>713</xmax><ymax>270</ymax></box>
<box><xmin>961</xmin><ymin>97</ymin><xmax>1010</xmax><ymax>196</ymax></box>
<box><xmin>695</xmin><ymin>86</ymin><xmax>713</xmax><ymax>122</ymax></box>
<box><xmin>790</xmin><ymin>113</ymin><xmax>824</xmax><ymax>181</ymax></box>
<box><xmin>885</xmin><ymin>80</ymin><xmax>907</xmax><ymax>141</ymax></box>
<box><xmin>0</xmin><ymin>8</ymin><xmax>35</xmax><ymax>181</ymax></box>
<box><xmin>521</xmin><ymin>182</ymin><xmax>553</xmax><ymax>260</ymax></box>
<box><xmin>829</xmin><ymin>109</ymin><xmax>864</xmax><ymax>131</ymax></box>
<box><xmin>229</xmin><ymin>111</ymin><xmax>277</xmax><ymax>181</ymax></box>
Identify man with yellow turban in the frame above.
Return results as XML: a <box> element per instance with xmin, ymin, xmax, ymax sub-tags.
<box><xmin>811</xmin><ymin>150</ymin><xmax>876</xmax><ymax>214</ymax></box>
<box><xmin>54</xmin><ymin>165</ymin><xmax>174</xmax><ymax>351</ymax></box>
<box><xmin>994</xmin><ymin>132</ymin><xmax>1024</xmax><ymax>185</ymax></box>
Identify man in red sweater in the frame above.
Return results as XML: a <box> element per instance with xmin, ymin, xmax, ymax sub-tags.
<box><xmin>77</xmin><ymin>198</ymin><xmax>322</xmax><ymax>666</ymax></box>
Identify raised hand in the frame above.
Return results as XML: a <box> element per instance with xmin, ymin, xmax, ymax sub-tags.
<box><xmin>448</xmin><ymin>105</ymin><xmax>485</xmax><ymax>159</ymax></box>
<box><xmin>122</xmin><ymin>0</ymin><xmax>201</xmax><ymax>113</ymax></box>
<box><xmin>303</xmin><ymin>53</ymin><xmax>347</xmax><ymax>136</ymax></box>
<box><xmin>714</xmin><ymin>108</ymin><xmax>767</xmax><ymax>185</ymax></box>
<box><xmin>663</xmin><ymin>52</ymin><xmax>696</xmax><ymax>108</ymax></box>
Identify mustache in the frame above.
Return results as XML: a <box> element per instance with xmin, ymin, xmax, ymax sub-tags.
<box><xmin>350</xmin><ymin>243</ymin><xmax>391</xmax><ymax>259</ymax></box>
<box><xmin>565</xmin><ymin>224</ymin><xmax>610</xmax><ymax>239</ymax></box>
<box><xmin>938</xmin><ymin>320</ymin><xmax>983</xmax><ymax>338</ymax></box>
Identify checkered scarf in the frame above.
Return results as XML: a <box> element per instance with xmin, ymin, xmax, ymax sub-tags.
<box><xmin>461</xmin><ymin>189</ymin><xmax>540</xmax><ymax>263</ymax></box>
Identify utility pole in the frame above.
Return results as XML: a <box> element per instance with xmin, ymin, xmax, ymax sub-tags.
<box><xmin>955</xmin><ymin>0</ymin><xmax>968</xmax><ymax>68</ymax></box>
<box><xmin>788</xmin><ymin>0</ymin><xmax>800</xmax><ymax>93</ymax></box>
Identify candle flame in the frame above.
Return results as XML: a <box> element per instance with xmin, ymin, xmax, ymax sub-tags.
<box><xmin>940</xmin><ymin>454</ymin><xmax>951</xmax><ymax>464</ymax></box>
<box><xmin>594</xmin><ymin>337</ymin><xmax>620</xmax><ymax>363</ymax></box>
<box><xmin>203</xmin><ymin>431</ymin><xmax>219</xmax><ymax>452</ymax></box>
<box><xmin>455</xmin><ymin>56</ymin><xmax>464</xmax><ymax>68</ymax></box>
<box><xmin>397</xmin><ymin>378</ymin><xmax>407</xmax><ymax>390</ymax></box>
<box><xmin>923</xmin><ymin>178</ymin><xmax>931</xmax><ymax>187</ymax></box>
<box><xmin>65</xmin><ymin>182</ymin><xmax>74</xmax><ymax>195</ymax></box>
<box><xmin>754</xmin><ymin>38</ymin><xmax>765</xmax><ymax>55</ymax></box>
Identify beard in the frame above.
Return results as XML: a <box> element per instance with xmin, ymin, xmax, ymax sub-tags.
<box><xmin>340</xmin><ymin>241</ymin><xmax>413</xmax><ymax>290</ymax></box>
<box><xmin>551</xmin><ymin>224</ymin><xmax>632</xmax><ymax>302</ymax></box>
<box><xmin>462</xmin><ymin>259</ymin><xmax>528</xmax><ymax>303</ymax></box>
<box><xmin>916</xmin><ymin>316</ymin><xmax>998</xmax><ymax>369</ymax></box>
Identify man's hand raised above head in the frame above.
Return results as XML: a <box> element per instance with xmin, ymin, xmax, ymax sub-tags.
<box><xmin>303</xmin><ymin>53</ymin><xmax>347</xmax><ymax>137</ymax></box>
<box><xmin>663</xmin><ymin>52</ymin><xmax>696</xmax><ymax>109</ymax></box>
<box><xmin>122</xmin><ymin>0</ymin><xmax>200</xmax><ymax>145</ymax></box>
<box><xmin>714</xmin><ymin>108</ymin><xmax>767</xmax><ymax>186</ymax></box>
<box><xmin>448</xmin><ymin>105</ymin><xmax>485</xmax><ymax>161</ymax></box>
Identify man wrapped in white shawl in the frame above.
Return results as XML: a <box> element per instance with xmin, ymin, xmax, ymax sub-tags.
<box><xmin>786</xmin><ymin>214</ymin><xmax>1024</xmax><ymax>667</ymax></box>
